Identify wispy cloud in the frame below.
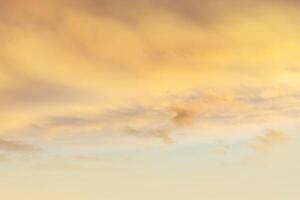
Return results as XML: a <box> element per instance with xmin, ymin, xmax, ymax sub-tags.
<box><xmin>7</xmin><ymin>87</ymin><xmax>299</xmax><ymax>148</ymax></box>
<box><xmin>249</xmin><ymin>129</ymin><xmax>290</xmax><ymax>153</ymax></box>
<box><xmin>0</xmin><ymin>138</ymin><xmax>38</xmax><ymax>153</ymax></box>
<box><xmin>125</xmin><ymin>127</ymin><xmax>173</xmax><ymax>144</ymax></box>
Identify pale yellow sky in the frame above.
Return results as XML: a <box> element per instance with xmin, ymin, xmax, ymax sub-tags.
<box><xmin>0</xmin><ymin>0</ymin><xmax>300</xmax><ymax>199</ymax></box>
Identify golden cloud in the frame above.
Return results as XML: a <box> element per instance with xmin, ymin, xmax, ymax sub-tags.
<box><xmin>0</xmin><ymin>0</ymin><xmax>300</xmax><ymax>148</ymax></box>
<box><xmin>0</xmin><ymin>138</ymin><xmax>37</xmax><ymax>152</ymax></box>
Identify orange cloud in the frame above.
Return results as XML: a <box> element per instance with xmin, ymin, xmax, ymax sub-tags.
<box><xmin>0</xmin><ymin>0</ymin><xmax>300</xmax><ymax>149</ymax></box>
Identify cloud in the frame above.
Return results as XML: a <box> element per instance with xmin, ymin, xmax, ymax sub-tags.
<box><xmin>0</xmin><ymin>77</ymin><xmax>81</xmax><ymax>107</ymax></box>
<box><xmin>22</xmin><ymin>90</ymin><xmax>242</xmax><ymax>142</ymax></box>
<box><xmin>249</xmin><ymin>129</ymin><xmax>290</xmax><ymax>153</ymax></box>
<box><xmin>0</xmin><ymin>0</ymin><xmax>300</xmax><ymax>150</ymax></box>
<box><xmin>74</xmin><ymin>155</ymin><xmax>102</xmax><ymax>162</ymax></box>
<box><xmin>168</xmin><ymin>90</ymin><xmax>239</xmax><ymax>125</ymax></box>
<box><xmin>0</xmin><ymin>138</ymin><xmax>38</xmax><ymax>153</ymax></box>
<box><xmin>169</xmin><ymin>106</ymin><xmax>196</xmax><ymax>126</ymax></box>
<box><xmin>125</xmin><ymin>127</ymin><xmax>173</xmax><ymax>144</ymax></box>
<box><xmin>6</xmin><ymin>87</ymin><xmax>298</xmax><ymax>148</ymax></box>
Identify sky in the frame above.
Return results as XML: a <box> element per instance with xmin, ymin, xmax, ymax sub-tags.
<box><xmin>0</xmin><ymin>0</ymin><xmax>300</xmax><ymax>199</ymax></box>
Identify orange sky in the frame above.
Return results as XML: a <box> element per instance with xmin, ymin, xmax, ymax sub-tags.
<box><xmin>0</xmin><ymin>1</ymin><xmax>300</xmax><ymax>199</ymax></box>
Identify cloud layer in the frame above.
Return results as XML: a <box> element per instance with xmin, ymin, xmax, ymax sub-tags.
<box><xmin>0</xmin><ymin>0</ymin><xmax>300</xmax><ymax>148</ymax></box>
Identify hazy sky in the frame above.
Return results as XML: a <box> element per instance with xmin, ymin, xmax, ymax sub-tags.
<box><xmin>0</xmin><ymin>0</ymin><xmax>300</xmax><ymax>199</ymax></box>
